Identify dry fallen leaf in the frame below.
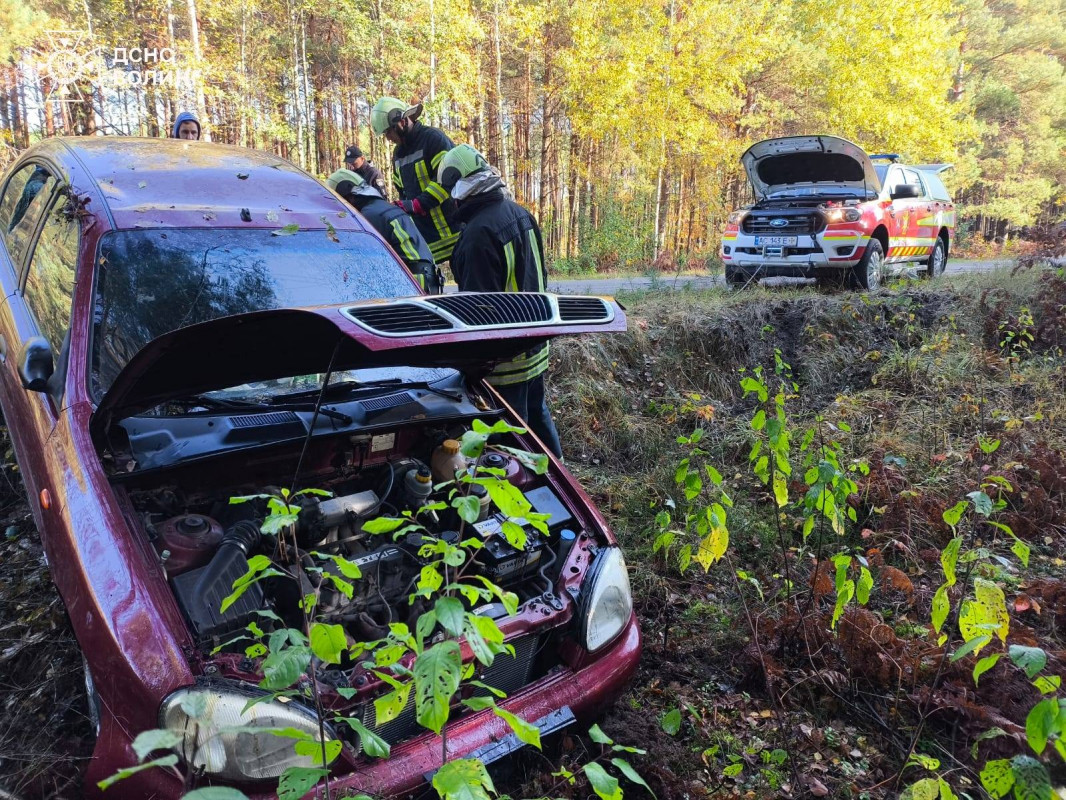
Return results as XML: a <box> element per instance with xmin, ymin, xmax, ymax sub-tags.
<box><xmin>807</xmin><ymin>776</ymin><xmax>829</xmax><ymax>796</ymax></box>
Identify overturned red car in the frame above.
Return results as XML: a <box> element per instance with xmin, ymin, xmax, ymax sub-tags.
<box><xmin>0</xmin><ymin>138</ymin><xmax>639</xmax><ymax>797</ymax></box>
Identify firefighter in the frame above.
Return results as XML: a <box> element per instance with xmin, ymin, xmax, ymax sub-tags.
<box><xmin>326</xmin><ymin>168</ymin><xmax>442</xmax><ymax>294</ymax></box>
<box><xmin>370</xmin><ymin>97</ymin><xmax>461</xmax><ymax>265</ymax></box>
<box><xmin>436</xmin><ymin>144</ymin><xmax>563</xmax><ymax>458</ymax></box>
<box><xmin>343</xmin><ymin>145</ymin><xmax>388</xmax><ymax>198</ymax></box>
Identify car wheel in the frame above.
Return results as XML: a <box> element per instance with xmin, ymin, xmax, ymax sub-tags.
<box><xmin>850</xmin><ymin>239</ymin><xmax>884</xmax><ymax>291</ymax></box>
<box><xmin>922</xmin><ymin>237</ymin><xmax>947</xmax><ymax>279</ymax></box>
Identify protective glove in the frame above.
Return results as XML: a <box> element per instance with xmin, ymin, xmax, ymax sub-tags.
<box><xmin>394</xmin><ymin>198</ymin><xmax>425</xmax><ymax>216</ymax></box>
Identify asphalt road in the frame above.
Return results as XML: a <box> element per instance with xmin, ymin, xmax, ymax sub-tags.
<box><xmin>538</xmin><ymin>259</ymin><xmax>1015</xmax><ymax>295</ymax></box>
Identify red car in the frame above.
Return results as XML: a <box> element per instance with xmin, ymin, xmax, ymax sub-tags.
<box><xmin>0</xmin><ymin>138</ymin><xmax>639</xmax><ymax>797</ymax></box>
<box><xmin>721</xmin><ymin>135</ymin><xmax>956</xmax><ymax>289</ymax></box>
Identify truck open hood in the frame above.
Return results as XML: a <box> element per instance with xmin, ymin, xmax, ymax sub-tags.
<box><xmin>91</xmin><ymin>292</ymin><xmax>625</xmax><ymax>441</ymax></box>
<box><xmin>741</xmin><ymin>136</ymin><xmax>881</xmax><ymax>200</ymax></box>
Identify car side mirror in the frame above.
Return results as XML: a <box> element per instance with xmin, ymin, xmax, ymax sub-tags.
<box><xmin>891</xmin><ymin>184</ymin><xmax>921</xmax><ymax>200</ymax></box>
<box><xmin>18</xmin><ymin>337</ymin><xmax>54</xmax><ymax>392</ymax></box>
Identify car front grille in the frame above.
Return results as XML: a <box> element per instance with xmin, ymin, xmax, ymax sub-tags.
<box><xmin>346</xmin><ymin>304</ymin><xmax>455</xmax><ymax>334</ymax></box>
<box><xmin>742</xmin><ymin>214</ymin><xmax>823</xmax><ymax>235</ymax></box>
<box><xmin>426</xmin><ymin>293</ymin><xmax>553</xmax><ymax>326</ymax></box>
<box><xmin>557</xmin><ymin>297</ymin><xmax>612</xmax><ymax>323</ymax></box>
<box><xmin>360</xmin><ymin>634</ymin><xmax>541</xmax><ymax>747</ymax></box>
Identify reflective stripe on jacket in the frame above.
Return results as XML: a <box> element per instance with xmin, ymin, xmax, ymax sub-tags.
<box><xmin>391</xmin><ymin>123</ymin><xmax>461</xmax><ymax>263</ymax></box>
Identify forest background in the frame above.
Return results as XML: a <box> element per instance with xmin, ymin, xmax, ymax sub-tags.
<box><xmin>0</xmin><ymin>0</ymin><xmax>1064</xmax><ymax>272</ymax></box>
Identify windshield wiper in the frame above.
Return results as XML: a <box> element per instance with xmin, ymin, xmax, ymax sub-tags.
<box><xmin>172</xmin><ymin>394</ymin><xmax>353</xmax><ymax>424</ymax></box>
<box><xmin>271</xmin><ymin>378</ymin><xmax>463</xmax><ymax>404</ymax></box>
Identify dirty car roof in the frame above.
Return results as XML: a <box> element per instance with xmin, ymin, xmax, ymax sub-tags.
<box><xmin>55</xmin><ymin>137</ymin><xmax>369</xmax><ymax>232</ymax></box>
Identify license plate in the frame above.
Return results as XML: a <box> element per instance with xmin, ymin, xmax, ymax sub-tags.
<box><xmin>755</xmin><ymin>236</ymin><xmax>798</xmax><ymax>246</ymax></box>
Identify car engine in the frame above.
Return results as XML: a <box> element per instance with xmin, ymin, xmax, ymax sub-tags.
<box><xmin>127</xmin><ymin>431</ymin><xmax>576</xmax><ymax>652</ymax></box>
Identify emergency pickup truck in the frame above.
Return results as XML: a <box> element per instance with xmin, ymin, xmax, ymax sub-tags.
<box><xmin>721</xmin><ymin>135</ymin><xmax>955</xmax><ymax>289</ymax></box>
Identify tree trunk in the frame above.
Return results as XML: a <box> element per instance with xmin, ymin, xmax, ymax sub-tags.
<box><xmin>186</xmin><ymin>0</ymin><xmax>208</xmax><ymax>136</ymax></box>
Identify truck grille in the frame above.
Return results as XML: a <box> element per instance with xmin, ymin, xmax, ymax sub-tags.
<box><xmin>742</xmin><ymin>214</ymin><xmax>823</xmax><ymax>235</ymax></box>
<box><xmin>426</xmin><ymin>293</ymin><xmax>553</xmax><ymax>326</ymax></box>
<box><xmin>557</xmin><ymin>297</ymin><xmax>612</xmax><ymax>323</ymax></box>
<box><xmin>361</xmin><ymin>635</ymin><xmax>540</xmax><ymax>747</ymax></box>
<box><xmin>346</xmin><ymin>304</ymin><xmax>454</xmax><ymax>334</ymax></box>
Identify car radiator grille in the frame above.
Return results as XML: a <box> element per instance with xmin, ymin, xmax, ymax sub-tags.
<box><xmin>426</xmin><ymin>293</ymin><xmax>553</xmax><ymax>326</ymax></box>
<box><xmin>742</xmin><ymin>214</ymin><xmax>823</xmax><ymax>235</ymax></box>
<box><xmin>361</xmin><ymin>634</ymin><xmax>541</xmax><ymax>746</ymax></box>
<box><xmin>557</xmin><ymin>297</ymin><xmax>612</xmax><ymax>322</ymax></box>
<box><xmin>346</xmin><ymin>304</ymin><xmax>454</xmax><ymax>334</ymax></box>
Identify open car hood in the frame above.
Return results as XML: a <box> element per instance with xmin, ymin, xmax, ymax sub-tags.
<box><xmin>91</xmin><ymin>292</ymin><xmax>625</xmax><ymax>441</ymax></box>
<box><xmin>741</xmin><ymin>136</ymin><xmax>881</xmax><ymax>199</ymax></box>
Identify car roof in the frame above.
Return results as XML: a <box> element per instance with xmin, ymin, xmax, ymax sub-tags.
<box><xmin>44</xmin><ymin>136</ymin><xmax>372</xmax><ymax>233</ymax></box>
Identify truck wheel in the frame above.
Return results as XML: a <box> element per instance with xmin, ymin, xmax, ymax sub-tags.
<box><xmin>922</xmin><ymin>237</ymin><xmax>946</xmax><ymax>279</ymax></box>
<box><xmin>850</xmin><ymin>239</ymin><xmax>884</xmax><ymax>291</ymax></box>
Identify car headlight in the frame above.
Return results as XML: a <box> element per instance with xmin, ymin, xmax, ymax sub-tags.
<box><xmin>824</xmin><ymin>207</ymin><xmax>862</xmax><ymax>224</ymax></box>
<box><xmin>159</xmin><ymin>683</ymin><xmax>336</xmax><ymax>781</ymax></box>
<box><xmin>577</xmin><ymin>547</ymin><xmax>633</xmax><ymax>652</ymax></box>
<box><xmin>726</xmin><ymin>211</ymin><xmax>748</xmax><ymax>225</ymax></box>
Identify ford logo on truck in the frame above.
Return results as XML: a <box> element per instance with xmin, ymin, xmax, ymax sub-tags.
<box><xmin>769</xmin><ymin>218</ymin><xmax>789</xmax><ymax>228</ymax></box>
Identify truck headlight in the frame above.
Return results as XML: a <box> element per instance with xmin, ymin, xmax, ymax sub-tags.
<box><xmin>160</xmin><ymin>683</ymin><xmax>336</xmax><ymax>781</ymax></box>
<box><xmin>577</xmin><ymin>548</ymin><xmax>633</xmax><ymax>652</ymax></box>
<box><xmin>824</xmin><ymin>207</ymin><xmax>862</xmax><ymax>223</ymax></box>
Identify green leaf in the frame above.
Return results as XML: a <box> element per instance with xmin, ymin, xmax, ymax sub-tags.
<box><xmin>434</xmin><ymin>597</ymin><xmax>466</xmax><ymax>637</ymax></box>
<box><xmin>611</xmin><ymin>757</ymin><xmax>656</xmax><ymax>798</ymax></box>
<box><xmin>932</xmin><ymin>584</ymin><xmax>950</xmax><ymax>633</ymax></box>
<box><xmin>309</xmin><ymin>623</ymin><xmax>347</xmax><ymax>665</ymax></box>
<box><xmin>910</xmin><ymin>777</ymin><xmax>940</xmax><ymax>800</ymax></box>
<box><xmin>362</xmin><ymin>516</ymin><xmax>408</xmax><ymax>535</ymax></box>
<box><xmin>583</xmin><ymin>762</ymin><xmax>623</xmax><ymax>800</ymax></box>
<box><xmin>293</xmin><ymin>737</ymin><xmax>343</xmax><ymax>766</ymax></box>
<box><xmin>951</xmin><ymin>635</ymin><xmax>992</xmax><ymax>663</ymax></box>
<box><xmin>941</xmin><ymin>537</ymin><xmax>962</xmax><ymax>586</ymax></box>
<box><xmin>97</xmin><ymin>755</ymin><xmax>178</xmax><ymax>790</ymax></box>
<box><xmin>271</xmin><ymin>223</ymin><xmax>300</xmax><ymax>236</ymax></box>
<box><xmin>943</xmin><ymin>500</ymin><xmax>968</xmax><ymax>527</ymax></box>
<box><xmin>493</xmin><ymin>706</ymin><xmax>541</xmax><ymax>749</ymax></box>
<box><xmin>340</xmin><ymin>717</ymin><xmax>391</xmax><ymax>759</ymax></box>
<box><xmin>959</xmin><ymin>579</ymin><xmax>1010</xmax><ymax>647</ymax></box>
<box><xmin>723</xmin><ymin>763</ymin><xmax>744</xmax><ymax>778</ymax></box>
<box><xmin>856</xmin><ymin>566</ymin><xmax>874</xmax><ymax>605</ymax></box>
<box><xmin>1025</xmin><ymin>698</ymin><xmax>1059</xmax><ymax>755</ymax></box>
<box><xmin>501</xmin><ymin>520</ymin><xmax>528</xmax><ymax>551</ymax></box>
<box><xmin>772</xmin><ymin>470</ymin><xmax>788</xmax><ymax>507</ymax></box>
<box><xmin>1009</xmin><ymin>755</ymin><xmax>1051</xmax><ymax>800</ymax></box>
<box><xmin>1011</xmin><ymin>538</ymin><xmax>1031</xmax><ymax>567</ymax></box>
<box><xmin>374</xmin><ymin>680</ymin><xmax>412</xmax><ymax>725</ymax></box>
<box><xmin>453</xmin><ymin>495</ymin><xmax>481</xmax><ymax>524</ymax></box>
<box><xmin>980</xmin><ymin>758</ymin><xmax>1014</xmax><ymax>799</ymax></box>
<box><xmin>694</xmin><ymin>520</ymin><xmax>728</xmax><ymax>571</ymax></box>
<box><xmin>832</xmin><ymin>580</ymin><xmax>855</xmax><ymax>629</ymax></box>
<box><xmin>908</xmin><ymin>753</ymin><xmax>941</xmax><ymax>771</ymax></box>
<box><xmin>661</xmin><ymin>707</ymin><xmax>681</xmax><ymax>735</ymax></box>
<box><xmin>276</xmin><ymin>767</ymin><xmax>328</xmax><ymax>800</ymax></box>
<box><xmin>493</xmin><ymin>445</ymin><xmax>549</xmax><ymax>475</ymax></box>
<box><xmin>967</xmin><ymin>490</ymin><xmax>994</xmax><ymax>517</ymax></box>
<box><xmin>752</xmin><ymin>409</ymin><xmax>767</xmax><ymax>431</ymax></box>
<box><xmin>261</xmin><ymin>645</ymin><xmax>311</xmax><ymax>690</ymax></box>
<box><xmin>463</xmin><ymin>613</ymin><xmax>507</xmax><ymax>667</ymax></box>
<box><xmin>974</xmin><ymin>653</ymin><xmax>1001</xmax><ymax>685</ymax></box>
<box><xmin>706</xmin><ymin>465</ymin><xmax>723</xmax><ymax>485</ymax></box>
<box><xmin>1033</xmin><ymin>675</ymin><xmax>1061</xmax><ymax>694</ymax></box>
<box><xmin>589</xmin><ymin>723</ymin><xmax>613</xmax><ymax>745</ymax></box>
<box><xmin>413</xmin><ymin>641</ymin><xmax>462</xmax><ymax>735</ymax></box>
<box><xmin>1008</xmin><ymin>645</ymin><xmax>1047</xmax><ymax>679</ymax></box>
<box><xmin>131</xmin><ymin>729</ymin><xmax>183</xmax><ymax>761</ymax></box>
<box><xmin>181</xmin><ymin>788</ymin><xmax>251</xmax><ymax>800</ymax></box>
<box><xmin>432</xmin><ymin>758</ymin><xmax>496</xmax><ymax>800</ymax></box>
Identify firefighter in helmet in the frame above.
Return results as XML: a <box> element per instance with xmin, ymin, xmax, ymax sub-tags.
<box><xmin>436</xmin><ymin>144</ymin><xmax>562</xmax><ymax>458</ymax></box>
<box><xmin>371</xmin><ymin>97</ymin><xmax>461</xmax><ymax>266</ymax></box>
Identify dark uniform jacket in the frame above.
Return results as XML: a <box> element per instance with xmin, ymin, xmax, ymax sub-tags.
<box><xmin>351</xmin><ymin>194</ymin><xmax>440</xmax><ymax>293</ymax></box>
<box><xmin>355</xmin><ymin>160</ymin><xmax>388</xmax><ymax>198</ymax></box>
<box><xmin>391</xmin><ymin>123</ymin><xmax>461</xmax><ymax>263</ymax></box>
<box><xmin>451</xmin><ymin>188</ymin><xmax>548</xmax><ymax>386</ymax></box>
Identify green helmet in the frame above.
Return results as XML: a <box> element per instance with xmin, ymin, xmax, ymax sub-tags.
<box><xmin>371</xmin><ymin>97</ymin><xmax>423</xmax><ymax>135</ymax></box>
<box><xmin>326</xmin><ymin>168</ymin><xmax>378</xmax><ymax>199</ymax></box>
<box><xmin>437</xmin><ymin>144</ymin><xmax>491</xmax><ymax>193</ymax></box>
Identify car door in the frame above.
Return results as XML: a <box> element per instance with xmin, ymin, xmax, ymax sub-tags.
<box><xmin>0</xmin><ymin>183</ymin><xmax>79</xmax><ymax>524</ymax></box>
<box><xmin>904</xmin><ymin>168</ymin><xmax>936</xmax><ymax>261</ymax></box>
<box><xmin>0</xmin><ymin>162</ymin><xmax>61</xmax><ymax>487</ymax></box>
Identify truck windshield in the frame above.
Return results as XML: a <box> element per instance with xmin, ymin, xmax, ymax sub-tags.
<box><xmin>91</xmin><ymin>227</ymin><xmax>417</xmax><ymax>396</ymax></box>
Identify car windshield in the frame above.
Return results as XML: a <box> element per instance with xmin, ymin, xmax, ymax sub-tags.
<box><xmin>91</xmin><ymin>227</ymin><xmax>418</xmax><ymax>398</ymax></box>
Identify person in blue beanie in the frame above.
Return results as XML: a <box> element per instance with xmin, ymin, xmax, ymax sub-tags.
<box><xmin>172</xmin><ymin>112</ymin><xmax>201</xmax><ymax>140</ymax></box>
